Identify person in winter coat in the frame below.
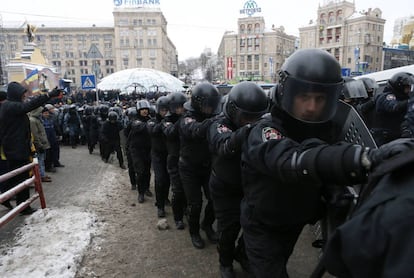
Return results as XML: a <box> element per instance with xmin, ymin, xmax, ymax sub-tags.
<box><xmin>29</xmin><ymin>106</ymin><xmax>52</xmax><ymax>182</ymax></box>
<box><xmin>0</xmin><ymin>82</ymin><xmax>62</xmax><ymax>215</ymax></box>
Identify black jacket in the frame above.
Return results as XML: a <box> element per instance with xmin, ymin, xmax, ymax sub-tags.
<box><xmin>0</xmin><ymin>90</ymin><xmax>49</xmax><ymax>161</ymax></box>
<box><xmin>240</xmin><ymin>106</ymin><xmax>365</xmax><ymax>227</ymax></box>
<box><xmin>323</xmin><ymin>151</ymin><xmax>414</xmax><ymax>278</ymax></box>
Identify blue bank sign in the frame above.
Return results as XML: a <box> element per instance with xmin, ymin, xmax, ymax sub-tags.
<box><xmin>114</xmin><ymin>0</ymin><xmax>160</xmax><ymax>7</ymax></box>
<box><xmin>240</xmin><ymin>0</ymin><xmax>262</xmax><ymax>17</ymax></box>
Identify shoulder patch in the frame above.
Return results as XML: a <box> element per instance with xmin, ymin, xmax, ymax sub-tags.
<box><xmin>217</xmin><ymin>124</ymin><xmax>232</xmax><ymax>134</ymax></box>
<box><xmin>262</xmin><ymin>127</ymin><xmax>283</xmax><ymax>142</ymax></box>
<box><xmin>386</xmin><ymin>94</ymin><xmax>396</xmax><ymax>101</ymax></box>
<box><xmin>184</xmin><ymin>117</ymin><xmax>195</xmax><ymax>124</ymax></box>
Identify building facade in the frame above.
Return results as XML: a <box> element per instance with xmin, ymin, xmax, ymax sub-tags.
<box><xmin>217</xmin><ymin>16</ymin><xmax>297</xmax><ymax>83</ymax></box>
<box><xmin>0</xmin><ymin>6</ymin><xmax>178</xmax><ymax>87</ymax></box>
<box><xmin>299</xmin><ymin>0</ymin><xmax>386</xmax><ymax>75</ymax></box>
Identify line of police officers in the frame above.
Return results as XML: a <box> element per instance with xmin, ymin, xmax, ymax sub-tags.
<box><xmin>78</xmin><ymin>48</ymin><xmax>414</xmax><ymax>278</ymax></box>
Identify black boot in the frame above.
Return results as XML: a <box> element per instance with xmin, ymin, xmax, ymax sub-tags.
<box><xmin>20</xmin><ymin>206</ymin><xmax>37</xmax><ymax>215</ymax></box>
<box><xmin>219</xmin><ymin>264</ymin><xmax>236</xmax><ymax>278</ymax></box>
<box><xmin>190</xmin><ymin>233</ymin><xmax>205</xmax><ymax>249</ymax></box>
<box><xmin>157</xmin><ymin>207</ymin><xmax>166</xmax><ymax>218</ymax></box>
<box><xmin>138</xmin><ymin>194</ymin><xmax>145</xmax><ymax>203</ymax></box>
<box><xmin>202</xmin><ymin>224</ymin><xmax>219</xmax><ymax>244</ymax></box>
<box><xmin>1</xmin><ymin>200</ymin><xmax>13</xmax><ymax>210</ymax></box>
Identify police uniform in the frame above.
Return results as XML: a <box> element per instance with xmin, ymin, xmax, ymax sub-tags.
<box><xmin>148</xmin><ymin>113</ymin><xmax>170</xmax><ymax>213</ymax></box>
<box><xmin>162</xmin><ymin>113</ymin><xmax>186</xmax><ymax>226</ymax></box>
<box><xmin>207</xmin><ymin>114</ymin><xmax>248</xmax><ymax>270</ymax></box>
<box><xmin>178</xmin><ymin>110</ymin><xmax>215</xmax><ymax>240</ymax></box>
<box><xmin>240</xmin><ymin>106</ymin><xmax>360</xmax><ymax>278</ymax></box>
<box><xmin>371</xmin><ymin>85</ymin><xmax>408</xmax><ymax>146</ymax></box>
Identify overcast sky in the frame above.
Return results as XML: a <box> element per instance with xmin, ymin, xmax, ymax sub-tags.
<box><xmin>0</xmin><ymin>0</ymin><xmax>412</xmax><ymax>60</ymax></box>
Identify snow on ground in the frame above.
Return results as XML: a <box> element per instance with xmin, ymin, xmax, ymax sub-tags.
<box><xmin>0</xmin><ymin>207</ymin><xmax>98</xmax><ymax>278</ymax></box>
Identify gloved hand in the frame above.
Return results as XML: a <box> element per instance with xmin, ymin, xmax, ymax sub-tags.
<box><xmin>49</xmin><ymin>87</ymin><xmax>63</xmax><ymax>98</ymax></box>
<box><xmin>65</xmin><ymin>127</ymin><xmax>70</xmax><ymax>134</ymax></box>
<box><xmin>362</xmin><ymin>138</ymin><xmax>414</xmax><ymax>170</ymax></box>
<box><xmin>226</xmin><ymin>124</ymin><xmax>252</xmax><ymax>153</ymax></box>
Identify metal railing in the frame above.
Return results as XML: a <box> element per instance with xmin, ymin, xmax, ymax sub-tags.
<box><xmin>0</xmin><ymin>158</ymin><xmax>47</xmax><ymax>228</ymax></box>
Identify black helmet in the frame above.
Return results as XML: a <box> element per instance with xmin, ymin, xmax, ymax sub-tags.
<box><xmin>99</xmin><ymin>104</ymin><xmax>109</xmax><ymax>116</ymax></box>
<box><xmin>223</xmin><ymin>81</ymin><xmax>269</xmax><ymax>127</ymax></box>
<box><xmin>109</xmin><ymin>106</ymin><xmax>123</xmax><ymax>116</ymax></box>
<box><xmin>84</xmin><ymin>105</ymin><xmax>94</xmax><ymax>116</ymax></box>
<box><xmin>156</xmin><ymin>96</ymin><xmax>169</xmax><ymax>114</ymax></box>
<box><xmin>277</xmin><ymin>48</ymin><xmax>344</xmax><ymax>123</ymax></box>
<box><xmin>136</xmin><ymin>99</ymin><xmax>151</xmax><ymax>111</ymax></box>
<box><xmin>388</xmin><ymin>72</ymin><xmax>414</xmax><ymax>94</ymax></box>
<box><xmin>126</xmin><ymin>107</ymin><xmax>138</xmax><ymax>120</ymax></box>
<box><xmin>168</xmin><ymin>92</ymin><xmax>187</xmax><ymax>113</ymax></box>
<box><xmin>184</xmin><ymin>82</ymin><xmax>221</xmax><ymax>116</ymax></box>
<box><xmin>108</xmin><ymin>111</ymin><xmax>118</xmax><ymax>122</ymax></box>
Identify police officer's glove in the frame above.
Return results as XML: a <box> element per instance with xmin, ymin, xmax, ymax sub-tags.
<box><xmin>49</xmin><ymin>87</ymin><xmax>63</xmax><ymax>98</ymax></box>
<box><xmin>225</xmin><ymin>124</ymin><xmax>252</xmax><ymax>153</ymax></box>
<box><xmin>361</xmin><ymin>138</ymin><xmax>414</xmax><ymax>170</ymax></box>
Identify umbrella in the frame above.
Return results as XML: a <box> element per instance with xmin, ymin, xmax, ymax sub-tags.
<box><xmin>97</xmin><ymin>68</ymin><xmax>185</xmax><ymax>95</ymax></box>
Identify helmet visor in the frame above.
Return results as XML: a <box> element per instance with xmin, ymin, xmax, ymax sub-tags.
<box><xmin>281</xmin><ymin>76</ymin><xmax>343</xmax><ymax>123</ymax></box>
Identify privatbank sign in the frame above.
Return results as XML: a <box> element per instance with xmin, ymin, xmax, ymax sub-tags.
<box><xmin>240</xmin><ymin>0</ymin><xmax>262</xmax><ymax>17</ymax></box>
<box><xmin>114</xmin><ymin>0</ymin><xmax>160</xmax><ymax>7</ymax></box>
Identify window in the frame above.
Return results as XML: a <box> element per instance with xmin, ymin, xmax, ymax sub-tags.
<box><xmin>50</xmin><ymin>35</ymin><xmax>59</xmax><ymax>41</ymax></box>
<box><xmin>105</xmin><ymin>60</ymin><xmax>114</xmax><ymax>66</ymax></box>
<box><xmin>80</xmin><ymin>60</ymin><xmax>88</xmax><ymax>66</ymax></box>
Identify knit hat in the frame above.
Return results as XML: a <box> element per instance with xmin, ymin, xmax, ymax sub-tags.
<box><xmin>7</xmin><ymin>82</ymin><xmax>27</xmax><ymax>101</ymax></box>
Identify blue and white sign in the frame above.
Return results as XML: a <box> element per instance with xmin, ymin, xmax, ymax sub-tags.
<box><xmin>114</xmin><ymin>0</ymin><xmax>160</xmax><ymax>7</ymax></box>
<box><xmin>81</xmin><ymin>75</ymin><xmax>96</xmax><ymax>90</ymax></box>
<box><xmin>240</xmin><ymin>0</ymin><xmax>262</xmax><ymax>17</ymax></box>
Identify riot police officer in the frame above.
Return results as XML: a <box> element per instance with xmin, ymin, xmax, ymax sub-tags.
<box><xmin>127</xmin><ymin>100</ymin><xmax>152</xmax><ymax>203</ymax></box>
<box><xmin>124</xmin><ymin>107</ymin><xmax>139</xmax><ymax>190</ymax></box>
<box><xmin>208</xmin><ymin>81</ymin><xmax>268</xmax><ymax>277</ymax></box>
<box><xmin>178</xmin><ymin>82</ymin><xmax>221</xmax><ymax>249</ymax></box>
<box><xmin>162</xmin><ymin>92</ymin><xmax>187</xmax><ymax>229</ymax></box>
<box><xmin>239</xmin><ymin>48</ymin><xmax>414</xmax><ymax>277</ymax></box>
<box><xmin>100</xmin><ymin>111</ymin><xmax>125</xmax><ymax>169</ymax></box>
<box><xmin>148</xmin><ymin>96</ymin><xmax>170</xmax><ymax>218</ymax></box>
<box><xmin>371</xmin><ymin>71</ymin><xmax>414</xmax><ymax>146</ymax></box>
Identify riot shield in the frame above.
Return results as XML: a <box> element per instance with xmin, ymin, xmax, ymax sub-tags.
<box><xmin>332</xmin><ymin>100</ymin><xmax>377</xmax><ymax>148</ymax></box>
<box><xmin>310</xmin><ymin>100</ymin><xmax>377</xmax><ymax>278</ymax></box>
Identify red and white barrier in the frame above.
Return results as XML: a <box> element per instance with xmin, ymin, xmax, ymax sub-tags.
<box><xmin>0</xmin><ymin>158</ymin><xmax>47</xmax><ymax>228</ymax></box>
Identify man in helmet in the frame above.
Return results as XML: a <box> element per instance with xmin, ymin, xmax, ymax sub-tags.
<box><xmin>127</xmin><ymin>99</ymin><xmax>153</xmax><ymax>203</ymax></box>
<box><xmin>178</xmin><ymin>82</ymin><xmax>222</xmax><ymax>249</ymax></box>
<box><xmin>147</xmin><ymin>96</ymin><xmax>170</xmax><ymax>218</ymax></box>
<box><xmin>100</xmin><ymin>110</ymin><xmax>125</xmax><ymax>169</ymax></box>
<box><xmin>207</xmin><ymin>81</ymin><xmax>268</xmax><ymax>277</ymax></box>
<box><xmin>162</xmin><ymin>92</ymin><xmax>187</xmax><ymax>230</ymax></box>
<box><xmin>371</xmin><ymin>71</ymin><xmax>414</xmax><ymax>146</ymax></box>
<box><xmin>239</xmin><ymin>49</ymin><xmax>414</xmax><ymax>277</ymax></box>
<box><xmin>124</xmin><ymin>107</ymin><xmax>139</xmax><ymax>190</ymax></box>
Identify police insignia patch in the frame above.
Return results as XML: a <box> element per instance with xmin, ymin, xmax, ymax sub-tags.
<box><xmin>184</xmin><ymin>117</ymin><xmax>195</xmax><ymax>124</ymax></box>
<box><xmin>262</xmin><ymin>127</ymin><xmax>282</xmax><ymax>141</ymax></box>
<box><xmin>217</xmin><ymin>124</ymin><xmax>231</xmax><ymax>134</ymax></box>
<box><xmin>386</xmin><ymin>94</ymin><xmax>396</xmax><ymax>101</ymax></box>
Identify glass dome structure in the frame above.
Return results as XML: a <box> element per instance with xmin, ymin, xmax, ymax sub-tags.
<box><xmin>97</xmin><ymin>68</ymin><xmax>185</xmax><ymax>94</ymax></box>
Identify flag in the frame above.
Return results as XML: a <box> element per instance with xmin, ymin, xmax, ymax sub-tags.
<box><xmin>23</xmin><ymin>69</ymin><xmax>40</xmax><ymax>94</ymax></box>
